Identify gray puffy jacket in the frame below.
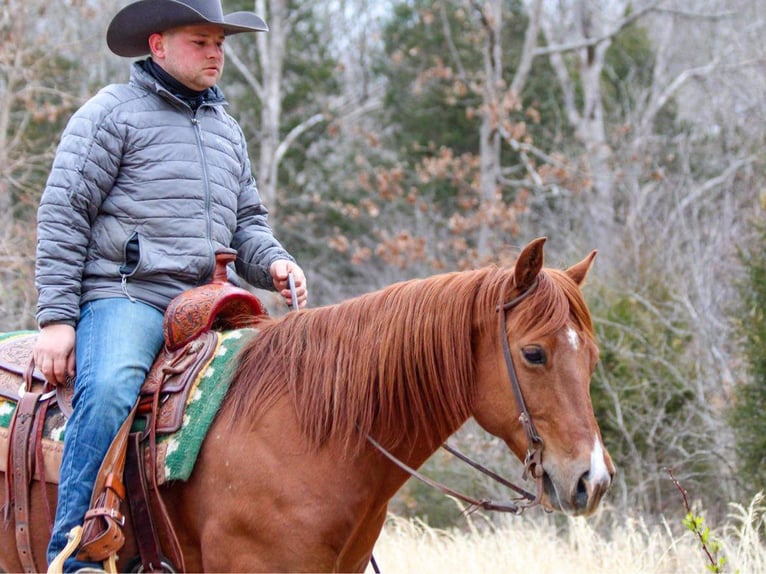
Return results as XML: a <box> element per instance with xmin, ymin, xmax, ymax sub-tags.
<box><xmin>35</xmin><ymin>62</ymin><xmax>295</xmax><ymax>328</ymax></box>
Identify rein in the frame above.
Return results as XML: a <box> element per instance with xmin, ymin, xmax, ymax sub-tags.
<box><xmin>367</xmin><ymin>279</ymin><xmax>545</xmax><ymax>515</ymax></box>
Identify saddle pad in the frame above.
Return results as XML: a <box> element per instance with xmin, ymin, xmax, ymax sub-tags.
<box><xmin>154</xmin><ymin>328</ymin><xmax>257</xmax><ymax>484</ymax></box>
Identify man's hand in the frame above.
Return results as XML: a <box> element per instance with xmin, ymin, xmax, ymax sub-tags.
<box><xmin>269</xmin><ymin>260</ymin><xmax>308</xmax><ymax>309</ymax></box>
<box><xmin>33</xmin><ymin>323</ymin><xmax>76</xmax><ymax>386</ymax></box>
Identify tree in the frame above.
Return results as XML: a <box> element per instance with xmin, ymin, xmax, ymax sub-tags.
<box><xmin>323</xmin><ymin>0</ymin><xmax>572</xmax><ymax>280</ymax></box>
<box><xmin>224</xmin><ymin>0</ymin><xmax>340</xmax><ymax>208</ymax></box>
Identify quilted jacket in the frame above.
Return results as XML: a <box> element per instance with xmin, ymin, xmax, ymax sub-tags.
<box><xmin>35</xmin><ymin>62</ymin><xmax>294</xmax><ymax>328</ymax></box>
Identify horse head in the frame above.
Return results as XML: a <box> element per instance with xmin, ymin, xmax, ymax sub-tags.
<box><xmin>471</xmin><ymin>237</ymin><xmax>614</xmax><ymax>516</ymax></box>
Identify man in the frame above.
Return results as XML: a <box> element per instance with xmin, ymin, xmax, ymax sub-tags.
<box><xmin>33</xmin><ymin>1</ymin><xmax>307</xmax><ymax>570</ymax></box>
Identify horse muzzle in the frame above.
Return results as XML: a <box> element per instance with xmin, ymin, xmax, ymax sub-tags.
<box><xmin>540</xmin><ymin>438</ymin><xmax>615</xmax><ymax>516</ymax></box>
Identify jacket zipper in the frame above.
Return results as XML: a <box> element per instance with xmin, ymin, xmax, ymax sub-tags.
<box><xmin>191</xmin><ymin>110</ymin><xmax>216</xmax><ymax>283</ymax></box>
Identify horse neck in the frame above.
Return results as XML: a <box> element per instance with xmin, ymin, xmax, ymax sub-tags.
<box><xmin>356</xmin><ymin>276</ymin><xmax>496</xmax><ymax>456</ymax></box>
<box><xmin>371</xmin><ymin>407</ymin><xmax>470</xmax><ymax>469</ymax></box>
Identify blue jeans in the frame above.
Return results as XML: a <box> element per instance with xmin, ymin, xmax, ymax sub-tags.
<box><xmin>47</xmin><ymin>298</ymin><xmax>165</xmax><ymax>572</ymax></box>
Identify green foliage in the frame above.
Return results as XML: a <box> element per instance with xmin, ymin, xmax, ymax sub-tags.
<box><xmin>602</xmin><ymin>22</ymin><xmax>651</xmax><ymax>116</ymax></box>
<box><xmin>683</xmin><ymin>512</ymin><xmax>729</xmax><ymax>573</ymax></box>
<box><xmin>730</xmin><ymin>220</ymin><xmax>766</xmax><ymax>495</ymax></box>
<box><xmin>378</xmin><ymin>1</ymin><xmax>481</xmax><ymax>155</ymax></box>
<box><xmin>669</xmin><ymin>469</ymin><xmax>733</xmax><ymax>573</ymax></box>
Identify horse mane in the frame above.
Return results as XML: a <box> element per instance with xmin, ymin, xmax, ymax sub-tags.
<box><xmin>225</xmin><ymin>264</ymin><xmax>594</xmax><ymax>454</ymax></box>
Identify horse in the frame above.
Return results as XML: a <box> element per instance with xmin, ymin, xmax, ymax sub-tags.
<box><xmin>0</xmin><ymin>237</ymin><xmax>614</xmax><ymax>572</ymax></box>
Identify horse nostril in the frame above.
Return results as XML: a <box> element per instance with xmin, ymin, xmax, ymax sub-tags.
<box><xmin>575</xmin><ymin>471</ymin><xmax>590</xmax><ymax>510</ymax></box>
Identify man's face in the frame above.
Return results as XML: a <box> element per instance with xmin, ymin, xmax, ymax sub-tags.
<box><xmin>149</xmin><ymin>24</ymin><xmax>225</xmax><ymax>91</ymax></box>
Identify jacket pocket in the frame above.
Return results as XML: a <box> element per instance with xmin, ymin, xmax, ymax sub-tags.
<box><xmin>119</xmin><ymin>232</ymin><xmax>141</xmax><ymax>276</ymax></box>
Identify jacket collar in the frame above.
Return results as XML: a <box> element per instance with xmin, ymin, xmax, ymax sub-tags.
<box><xmin>130</xmin><ymin>60</ymin><xmax>227</xmax><ymax>109</ymax></box>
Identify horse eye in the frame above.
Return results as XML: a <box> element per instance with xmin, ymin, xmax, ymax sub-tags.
<box><xmin>521</xmin><ymin>346</ymin><xmax>546</xmax><ymax>365</ymax></box>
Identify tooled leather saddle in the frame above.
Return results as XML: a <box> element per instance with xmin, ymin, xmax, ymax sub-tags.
<box><xmin>0</xmin><ymin>248</ymin><xmax>268</xmax><ymax>573</ymax></box>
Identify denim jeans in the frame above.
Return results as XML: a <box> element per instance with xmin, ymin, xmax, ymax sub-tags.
<box><xmin>47</xmin><ymin>298</ymin><xmax>165</xmax><ymax>572</ymax></box>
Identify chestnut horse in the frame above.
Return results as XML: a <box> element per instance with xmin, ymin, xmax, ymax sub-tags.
<box><xmin>0</xmin><ymin>237</ymin><xmax>614</xmax><ymax>572</ymax></box>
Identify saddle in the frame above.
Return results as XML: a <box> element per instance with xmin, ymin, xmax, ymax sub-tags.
<box><xmin>0</xmin><ymin>249</ymin><xmax>268</xmax><ymax>573</ymax></box>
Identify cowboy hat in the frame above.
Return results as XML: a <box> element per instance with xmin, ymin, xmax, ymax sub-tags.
<box><xmin>107</xmin><ymin>0</ymin><xmax>268</xmax><ymax>57</ymax></box>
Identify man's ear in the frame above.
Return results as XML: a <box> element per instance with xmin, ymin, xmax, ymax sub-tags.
<box><xmin>147</xmin><ymin>32</ymin><xmax>166</xmax><ymax>59</ymax></box>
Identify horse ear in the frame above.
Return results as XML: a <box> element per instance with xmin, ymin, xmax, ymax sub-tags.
<box><xmin>514</xmin><ymin>237</ymin><xmax>546</xmax><ymax>290</ymax></box>
<box><xmin>566</xmin><ymin>250</ymin><xmax>597</xmax><ymax>286</ymax></box>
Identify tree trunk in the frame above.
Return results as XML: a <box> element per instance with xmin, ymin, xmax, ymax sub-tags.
<box><xmin>477</xmin><ymin>0</ymin><xmax>503</xmax><ymax>260</ymax></box>
<box><xmin>256</xmin><ymin>0</ymin><xmax>289</xmax><ymax>208</ymax></box>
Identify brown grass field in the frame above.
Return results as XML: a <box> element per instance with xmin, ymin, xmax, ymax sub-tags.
<box><xmin>366</xmin><ymin>494</ymin><xmax>765</xmax><ymax>573</ymax></box>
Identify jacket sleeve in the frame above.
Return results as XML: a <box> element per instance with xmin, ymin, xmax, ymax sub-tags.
<box><xmin>230</xmin><ymin>127</ymin><xmax>295</xmax><ymax>291</ymax></box>
<box><xmin>35</xmin><ymin>91</ymin><xmax>123</xmax><ymax>327</ymax></box>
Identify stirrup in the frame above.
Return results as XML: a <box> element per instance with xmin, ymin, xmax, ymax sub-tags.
<box><xmin>46</xmin><ymin>526</ymin><xmax>117</xmax><ymax>574</ymax></box>
<box><xmin>103</xmin><ymin>553</ymin><xmax>118</xmax><ymax>574</ymax></box>
<box><xmin>47</xmin><ymin>526</ymin><xmax>83</xmax><ymax>574</ymax></box>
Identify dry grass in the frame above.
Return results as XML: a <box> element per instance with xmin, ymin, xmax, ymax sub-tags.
<box><xmin>367</xmin><ymin>494</ymin><xmax>765</xmax><ymax>573</ymax></box>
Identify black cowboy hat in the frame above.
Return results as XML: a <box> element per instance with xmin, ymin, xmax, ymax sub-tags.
<box><xmin>107</xmin><ymin>0</ymin><xmax>268</xmax><ymax>57</ymax></box>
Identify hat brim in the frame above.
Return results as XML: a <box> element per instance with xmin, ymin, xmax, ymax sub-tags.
<box><xmin>107</xmin><ymin>0</ymin><xmax>268</xmax><ymax>58</ymax></box>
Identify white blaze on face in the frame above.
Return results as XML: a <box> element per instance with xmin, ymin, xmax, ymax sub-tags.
<box><xmin>590</xmin><ymin>435</ymin><xmax>611</xmax><ymax>484</ymax></box>
<box><xmin>566</xmin><ymin>326</ymin><xmax>580</xmax><ymax>351</ymax></box>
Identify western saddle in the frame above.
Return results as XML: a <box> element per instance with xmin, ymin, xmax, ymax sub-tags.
<box><xmin>0</xmin><ymin>249</ymin><xmax>268</xmax><ymax>573</ymax></box>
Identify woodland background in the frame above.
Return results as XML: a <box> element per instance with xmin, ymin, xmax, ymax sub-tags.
<box><xmin>2</xmin><ymin>0</ymin><xmax>766</xmax><ymax>547</ymax></box>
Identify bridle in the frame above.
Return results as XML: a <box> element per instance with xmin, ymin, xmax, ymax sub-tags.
<box><xmin>496</xmin><ymin>278</ymin><xmax>545</xmax><ymax>502</ymax></box>
<box><xmin>367</xmin><ymin>278</ymin><xmax>545</xmax><ymax>515</ymax></box>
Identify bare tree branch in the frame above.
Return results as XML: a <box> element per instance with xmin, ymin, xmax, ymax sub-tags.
<box><xmin>225</xmin><ymin>44</ymin><xmax>264</xmax><ymax>100</ymax></box>
<box><xmin>439</xmin><ymin>2</ymin><xmax>468</xmax><ymax>84</ymax></box>
<box><xmin>533</xmin><ymin>0</ymin><xmax>662</xmax><ymax>57</ymax></box>
<box><xmin>273</xmin><ymin>113</ymin><xmax>327</xmax><ymax>167</ymax></box>
<box><xmin>510</xmin><ymin>0</ymin><xmax>543</xmax><ymax>94</ymax></box>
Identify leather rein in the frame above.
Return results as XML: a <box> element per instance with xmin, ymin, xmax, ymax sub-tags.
<box><xmin>367</xmin><ymin>279</ymin><xmax>545</xmax><ymax>515</ymax></box>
